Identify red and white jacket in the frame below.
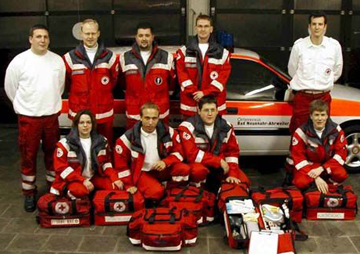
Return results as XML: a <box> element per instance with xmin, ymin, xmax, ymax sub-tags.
<box><xmin>119</xmin><ymin>43</ymin><xmax>175</xmax><ymax>121</ymax></box>
<box><xmin>51</xmin><ymin>129</ymin><xmax>119</xmax><ymax>195</ymax></box>
<box><xmin>114</xmin><ymin>121</ymin><xmax>184</xmax><ymax>188</ymax></box>
<box><xmin>178</xmin><ymin>115</ymin><xmax>243</xmax><ymax>179</ymax></box>
<box><xmin>291</xmin><ymin>119</ymin><xmax>347</xmax><ymax>174</ymax></box>
<box><xmin>176</xmin><ymin>36</ymin><xmax>231</xmax><ymax>116</ymax></box>
<box><xmin>63</xmin><ymin>42</ymin><xmax>119</xmax><ymax>123</ymax></box>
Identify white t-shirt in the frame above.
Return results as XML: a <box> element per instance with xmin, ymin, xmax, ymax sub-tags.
<box><xmin>140</xmin><ymin>50</ymin><xmax>151</xmax><ymax>65</ymax></box>
<box><xmin>140</xmin><ymin>128</ymin><xmax>160</xmax><ymax>171</ymax></box>
<box><xmin>205</xmin><ymin>123</ymin><xmax>215</xmax><ymax>138</ymax></box>
<box><xmin>199</xmin><ymin>43</ymin><xmax>209</xmax><ymax>60</ymax></box>
<box><xmin>84</xmin><ymin>44</ymin><xmax>98</xmax><ymax>64</ymax></box>
<box><xmin>80</xmin><ymin>137</ymin><xmax>94</xmax><ymax>179</ymax></box>
<box><xmin>4</xmin><ymin>49</ymin><xmax>65</xmax><ymax>116</ymax></box>
<box><xmin>315</xmin><ymin>128</ymin><xmax>324</xmax><ymax>139</ymax></box>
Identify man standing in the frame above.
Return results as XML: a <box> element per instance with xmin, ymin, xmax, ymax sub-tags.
<box><xmin>178</xmin><ymin>95</ymin><xmax>250</xmax><ymax>193</ymax></box>
<box><xmin>119</xmin><ymin>22</ymin><xmax>175</xmax><ymax>128</ymax></box>
<box><xmin>176</xmin><ymin>14</ymin><xmax>231</xmax><ymax>118</ymax></box>
<box><xmin>291</xmin><ymin>100</ymin><xmax>348</xmax><ymax>193</ymax></box>
<box><xmin>5</xmin><ymin>24</ymin><xmax>65</xmax><ymax>212</ymax></box>
<box><xmin>114</xmin><ymin>103</ymin><xmax>189</xmax><ymax>206</ymax></box>
<box><xmin>63</xmin><ymin>19</ymin><xmax>119</xmax><ymax>146</ymax></box>
<box><xmin>288</xmin><ymin>11</ymin><xmax>343</xmax><ymax>134</ymax></box>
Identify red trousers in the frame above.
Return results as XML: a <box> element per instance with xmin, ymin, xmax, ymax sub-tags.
<box><xmin>189</xmin><ymin>163</ymin><xmax>251</xmax><ymax>192</ymax></box>
<box><xmin>97</xmin><ymin>119</ymin><xmax>114</xmax><ymax>148</ymax></box>
<box><xmin>293</xmin><ymin>165</ymin><xmax>348</xmax><ymax>190</ymax></box>
<box><xmin>289</xmin><ymin>91</ymin><xmax>331</xmax><ymax>134</ymax></box>
<box><xmin>18</xmin><ymin>114</ymin><xmax>59</xmax><ymax>196</ymax></box>
<box><xmin>136</xmin><ymin>162</ymin><xmax>190</xmax><ymax>200</ymax></box>
<box><xmin>67</xmin><ymin>175</ymin><xmax>115</xmax><ymax>198</ymax></box>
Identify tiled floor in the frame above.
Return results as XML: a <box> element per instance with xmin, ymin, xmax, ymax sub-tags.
<box><xmin>0</xmin><ymin>125</ymin><xmax>359</xmax><ymax>254</ymax></box>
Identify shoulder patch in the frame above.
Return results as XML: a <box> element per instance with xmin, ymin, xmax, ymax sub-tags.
<box><xmin>115</xmin><ymin>145</ymin><xmax>123</xmax><ymax>154</ymax></box>
<box><xmin>57</xmin><ymin>148</ymin><xmax>64</xmax><ymax>158</ymax></box>
<box><xmin>182</xmin><ymin>132</ymin><xmax>191</xmax><ymax>140</ymax></box>
<box><xmin>292</xmin><ymin>137</ymin><xmax>299</xmax><ymax>146</ymax></box>
<box><xmin>340</xmin><ymin>134</ymin><xmax>345</xmax><ymax>143</ymax></box>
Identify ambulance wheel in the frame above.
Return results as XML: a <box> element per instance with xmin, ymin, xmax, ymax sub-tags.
<box><xmin>343</xmin><ymin>125</ymin><xmax>360</xmax><ymax>173</ymax></box>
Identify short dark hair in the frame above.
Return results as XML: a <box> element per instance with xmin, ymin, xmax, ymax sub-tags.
<box><xmin>29</xmin><ymin>24</ymin><xmax>49</xmax><ymax>37</ymax></box>
<box><xmin>198</xmin><ymin>95</ymin><xmax>218</xmax><ymax>110</ymax></box>
<box><xmin>308</xmin><ymin>11</ymin><xmax>327</xmax><ymax>25</ymax></box>
<box><xmin>196</xmin><ymin>14</ymin><xmax>213</xmax><ymax>27</ymax></box>
<box><xmin>310</xmin><ymin>100</ymin><xmax>329</xmax><ymax>115</ymax></box>
<box><xmin>136</xmin><ymin>22</ymin><xmax>154</xmax><ymax>34</ymax></box>
<box><xmin>140</xmin><ymin>102</ymin><xmax>160</xmax><ymax>117</ymax></box>
<box><xmin>72</xmin><ymin>110</ymin><xmax>97</xmax><ymax>131</ymax></box>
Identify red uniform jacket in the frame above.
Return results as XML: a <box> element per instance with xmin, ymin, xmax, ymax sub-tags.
<box><xmin>51</xmin><ymin>129</ymin><xmax>119</xmax><ymax>195</ymax></box>
<box><xmin>291</xmin><ymin>119</ymin><xmax>347</xmax><ymax>175</ymax></box>
<box><xmin>178</xmin><ymin>115</ymin><xmax>243</xmax><ymax>179</ymax></box>
<box><xmin>63</xmin><ymin>42</ymin><xmax>119</xmax><ymax>123</ymax></box>
<box><xmin>119</xmin><ymin>43</ymin><xmax>175</xmax><ymax>121</ymax></box>
<box><xmin>176</xmin><ymin>36</ymin><xmax>231</xmax><ymax>116</ymax></box>
<box><xmin>114</xmin><ymin>121</ymin><xmax>184</xmax><ymax>188</ymax></box>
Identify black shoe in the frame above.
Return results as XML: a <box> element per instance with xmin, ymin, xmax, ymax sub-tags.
<box><xmin>24</xmin><ymin>196</ymin><xmax>36</xmax><ymax>212</ymax></box>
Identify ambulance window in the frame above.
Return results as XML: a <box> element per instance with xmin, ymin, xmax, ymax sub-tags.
<box><xmin>227</xmin><ymin>58</ymin><xmax>284</xmax><ymax>101</ymax></box>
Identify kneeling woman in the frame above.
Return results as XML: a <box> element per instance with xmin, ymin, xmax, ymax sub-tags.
<box><xmin>50</xmin><ymin>110</ymin><xmax>123</xmax><ymax>198</ymax></box>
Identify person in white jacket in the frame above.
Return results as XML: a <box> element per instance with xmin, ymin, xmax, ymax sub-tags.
<box><xmin>4</xmin><ymin>24</ymin><xmax>65</xmax><ymax>212</ymax></box>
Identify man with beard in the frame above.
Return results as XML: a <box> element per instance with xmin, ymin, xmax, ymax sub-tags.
<box><xmin>119</xmin><ymin>22</ymin><xmax>175</xmax><ymax>128</ymax></box>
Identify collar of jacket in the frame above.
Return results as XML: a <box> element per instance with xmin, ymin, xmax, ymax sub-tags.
<box><xmin>66</xmin><ymin>128</ymin><xmax>105</xmax><ymax>171</ymax></box>
<box><xmin>186</xmin><ymin>34</ymin><xmax>224</xmax><ymax>59</ymax></box>
<box><xmin>131</xmin><ymin>41</ymin><xmax>159</xmax><ymax>61</ymax></box>
<box><xmin>302</xmin><ymin>118</ymin><xmax>339</xmax><ymax>145</ymax></box>
<box><xmin>128</xmin><ymin>120</ymin><xmax>171</xmax><ymax>157</ymax></box>
<box><xmin>74</xmin><ymin>41</ymin><xmax>108</xmax><ymax>65</ymax></box>
<box><xmin>192</xmin><ymin>114</ymin><xmax>231</xmax><ymax>155</ymax></box>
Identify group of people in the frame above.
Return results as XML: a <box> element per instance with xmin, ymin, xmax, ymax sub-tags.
<box><xmin>4</xmin><ymin>11</ymin><xmax>348</xmax><ymax>213</ymax></box>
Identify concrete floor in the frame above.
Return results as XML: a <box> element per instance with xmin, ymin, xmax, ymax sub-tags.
<box><xmin>0</xmin><ymin>124</ymin><xmax>360</xmax><ymax>254</ymax></box>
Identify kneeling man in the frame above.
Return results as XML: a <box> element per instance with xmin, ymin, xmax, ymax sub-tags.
<box><xmin>178</xmin><ymin>95</ymin><xmax>250</xmax><ymax>193</ymax></box>
<box><xmin>291</xmin><ymin>100</ymin><xmax>348</xmax><ymax>193</ymax></box>
<box><xmin>114</xmin><ymin>102</ymin><xmax>189</xmax><ymax>205</ymax></box>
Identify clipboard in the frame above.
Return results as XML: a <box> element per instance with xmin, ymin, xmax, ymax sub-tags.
<box><xmin>248</xmin><ymin>231</ymin><xmax>278</xmax><ymax>254</ymax></box>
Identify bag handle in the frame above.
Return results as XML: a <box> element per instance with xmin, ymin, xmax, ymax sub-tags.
<box><xmin>148</xmin><ymin>207</ymin><xmax>176</xmax><ymax>224</ymax></box>
<box><xmin>104</xmin><ymin>191</ymin><xmax>134</xmax><ymax>212</ymax></box>
<box><xmin>174</xmin><ymin>186</ymin><xmax>204</xmax><ymax>203</ymax></box>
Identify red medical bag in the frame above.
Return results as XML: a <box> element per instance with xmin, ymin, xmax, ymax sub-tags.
<box><xmin>162</xmin><ymin>185</ymin><xmax>216</xmax><ymax>224</ymax></box>
<box><xmin>127</xmin><ymin>207</ymin><xmax>198</xmax><ymax>251</ymax></box>
<box><xmin>304</xmin><ymin>184</ymin><xmax>357</xmax><ymax>220</ymax></box>
<box><xmin>218</xmin><ymin>182</ymin><xmax>249</xmax><ymax>212</ymax></box>
<box><xmin>37</xmin><ymin>193</ymin><xmax>91</xmax><ymax>228</ymax></box>
<box><xmin>92</xmin><ymin>190</ymin><xmax>144</xmax><ymax>225</ymax></box>
<box><xmin>251</xmin><ymin>186</ymin><xmax>304</xmax><ymax>223</ymax></box>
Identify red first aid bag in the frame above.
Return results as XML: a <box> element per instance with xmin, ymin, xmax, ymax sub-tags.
<box><xmin>251</xmin><ymin>186</ymin><xmax>304</xmax><ymax>223</ymax></box>
<box><xmin>37</xmin><ymin>193</ymin><xmax>91</xmax><ymax>228</ymax></box>
<box><xmin>218</xmin><ymin>183</ymin><xmax>249</xmax><ymax>212</ymax></box>
<box><xmin>93</xmin><ymin>190</ymin><xmax>145</xmax><ymax>225</ymax></box>
<box><xmin>304</xmin><ymin>184</ymin><xmax>358</xmax><ymax>220</ymax></box>
<box><xmin>127</xmin><ymin>207</ymin><xmax>198</xmax><ymax>251</ymax></box>
<box><xmin>162</xmin><ymin>185</ymin><xmax>216</xmax><ymax>225</ymax></box>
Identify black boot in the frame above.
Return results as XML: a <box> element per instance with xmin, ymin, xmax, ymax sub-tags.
<box><xmin>24</xmin><ymin>196</ymin><xmax>36</xmax><ymax>212</ymax></box>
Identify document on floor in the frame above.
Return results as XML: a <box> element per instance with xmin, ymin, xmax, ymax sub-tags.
<box><xmin>248</xmin><ymin>231</ymin><xmax>278</xmax><ymax>254</ymax></box>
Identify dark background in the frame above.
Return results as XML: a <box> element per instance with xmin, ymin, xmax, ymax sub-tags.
<box><xmin>0</xmin><ymin>0</ymin><xmax>359</xmax><ymax>123</ymax></box>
